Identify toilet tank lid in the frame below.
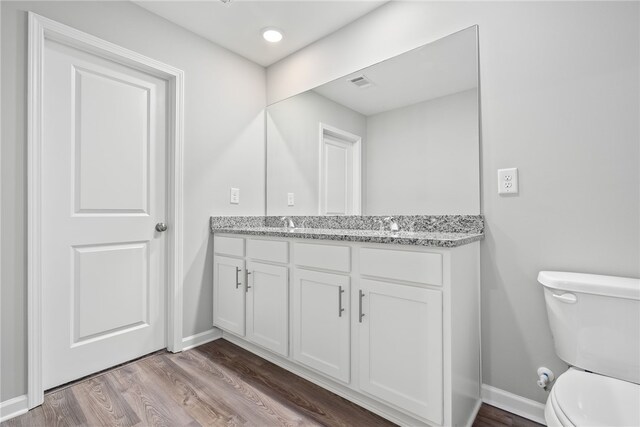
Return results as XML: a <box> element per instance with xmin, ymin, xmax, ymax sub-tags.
<box><xmin>538</xmin><ymin>271</ymin><xmax>640</xmax><ymax>300</ymax></box>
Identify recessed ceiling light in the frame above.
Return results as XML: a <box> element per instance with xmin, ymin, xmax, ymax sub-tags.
<box><xmin>262</xmin><ymin>28</ymin><xmax>283</xmax><ymax>43</ymax></box>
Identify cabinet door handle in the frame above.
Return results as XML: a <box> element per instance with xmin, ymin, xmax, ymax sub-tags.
<box><xmin>245</xmin><ymin>270</ymin><xmax>252</xmax><ymax>293</ymax></box>
<box><xmin>338</xmin><ymin>286</ymin><xmax>345</xmax><ymax>317</ymax></box>
<box><xmin>235</xmin><ymin>267</ymin><xmax>241</xmax><ymax>289</ymax></box>
<box><xmin>358</xmin><ymin>290</ymin><xmax>365</xmax><ymax>323</ymax></box>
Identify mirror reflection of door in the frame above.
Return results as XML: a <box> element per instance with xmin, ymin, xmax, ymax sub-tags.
<box><xmin>319</xmin><ymin>123</ymin><xmax>362</xmax><ymax>215</ymax></box>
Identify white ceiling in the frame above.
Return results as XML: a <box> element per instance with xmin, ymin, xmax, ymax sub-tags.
<box><xmin>313</xmin><ymin>27</ymin><xmax>478</xmax><ymax>116</ymax></box>
<box><xmin>133</xmin><ymin>0</ymin><xmax>387</xmax><ymax>67</ymax></box>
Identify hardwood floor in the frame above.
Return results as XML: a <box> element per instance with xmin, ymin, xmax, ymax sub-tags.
<box><xmin>3</xmin><ymin>339</ymin><xmax>542</xmax><ymax>427</ymax></box>
<box><xmin>473</xmin><ymin>405</ymin><xmax>542</xmax><ymax>427</ymax></box>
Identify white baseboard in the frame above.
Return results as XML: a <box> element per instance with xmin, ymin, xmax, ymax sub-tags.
<box><xmin>0</xmin><ymin>394</ymin><xmax>28</xmax><ymax>422</ymax></box>
<box><xmin>181</xmin><ymin>327</ymin><xmax>222</xmax><ymax>351</ymax></box>
<box><xmin>465</xmin><ymin>399</ymin><xmax>483</xmax><ymax>427</ymax></box>
<box><xmin>481</xmin><ymin>384</ymin><xmax>546</xmax><ymax>425</ymax></box>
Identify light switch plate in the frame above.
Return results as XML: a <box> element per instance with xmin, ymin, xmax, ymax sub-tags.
<box><xmin>287</xmin><ymin>192</ymin><xmax>295</xmax><ymax>206</ymax></box>
<box><xmin>230</xmin><ymin>187</ymin><xmax>240</xmax><ymax>204</ymax></box>
<box><xmin>498</xmin><ymin>168</ymin><xmax>519</xmax><ymax>195</ymax></box>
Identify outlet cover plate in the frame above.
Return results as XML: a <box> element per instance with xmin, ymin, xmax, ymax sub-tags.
<box><xmin>498</xmin><ymin>168</ymin><xmax>519</xmax><ymax>195</ymax></box>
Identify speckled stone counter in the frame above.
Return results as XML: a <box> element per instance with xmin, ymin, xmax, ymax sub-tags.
<box><xmin>210</xmin><ymin>215</ymin><xmax>483</xmax><ymax>248</ymax></box>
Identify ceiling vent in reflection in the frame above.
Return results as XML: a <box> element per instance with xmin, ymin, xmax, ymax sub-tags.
<box><xmin>348</xmin><ymin>75</ymin><xmax>373</xmax><ymax>88</ymax></box>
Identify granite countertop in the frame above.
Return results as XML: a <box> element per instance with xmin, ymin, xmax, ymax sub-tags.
<box><xmin>211</xmin><ymin>226</ymin><xmax>483</xmax><ymax>248</ymax></box>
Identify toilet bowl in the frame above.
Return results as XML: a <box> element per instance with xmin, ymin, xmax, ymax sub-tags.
<box><xmin>544</xmin><ymin>368</ymin><xmax>640</xmax><ymax>427</ymax></box>
<box><xmin>539</xmin><ymin>271</ymin><xmax>640</xmax><ymax>427</ymax></box>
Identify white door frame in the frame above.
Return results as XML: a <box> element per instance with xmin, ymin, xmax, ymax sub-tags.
<box><xmin>318</xmin><ymin>123</ymin><xmax>362</xmax><ymax>215</ymax></box>
<box><xmin>27</xmin><ymin>12</ymin><xmax>185</xmax><ymax>408</ymax></box>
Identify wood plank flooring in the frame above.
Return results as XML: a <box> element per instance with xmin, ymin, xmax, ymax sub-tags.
<box><xmin>473</xmin><ymin>405</ymin><xmax>542</xmax><ymax>427</ymax></box>
<box><xmin>3</xmin><ymin>339</ymin><xmax>542</xmax><ymax>427</ymax></box>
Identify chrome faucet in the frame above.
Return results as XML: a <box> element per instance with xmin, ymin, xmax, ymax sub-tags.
<box><xmin>280</xmin><ymin>216</ymin><xmax>295</xmax><ymax>229</ymax></box>
<box><xmin>383</xmin><ymin>216</ymin><xmax>400</xmax><ymax>232</ymax></box>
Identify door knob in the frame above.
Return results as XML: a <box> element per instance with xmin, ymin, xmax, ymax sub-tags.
<box><xmin>155</xmin><ymin>222</ymin><xmax>168</xmax><ymax>232</ymax></box>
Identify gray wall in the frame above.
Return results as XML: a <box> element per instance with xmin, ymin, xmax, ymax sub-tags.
<box><xmin>365</xmin><ymin>89</ymin><xmax>479</xmax><ymax>215</ymax></box>
<box><xmin>1</xmin><ymin>1</ymin><xmax>265</xmax><ymax>401</ymax></box>
<box><xmin>267</xmin><ymin>1</ymin><xmax>640</xmax><ymax>403</ymax></box>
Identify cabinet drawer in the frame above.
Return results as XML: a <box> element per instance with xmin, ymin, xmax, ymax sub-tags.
<box><xmin>214</xmin><ymin>235</ymin><xmax>244</xmax><ymax>257</ymax></box>
<box><xmin>360</xmin><ymin>248</ymin><xmax>442</xmax><ymax>286</ymax></box>
<box><xmin>247</xmin><ymin>239</ymin><xmax>288</xmax><ymax>264</ymax></box>
<box><xmin>293</xmin><ymin>242</ymin><xmax>351</xmax><ymax>273</ymax></box>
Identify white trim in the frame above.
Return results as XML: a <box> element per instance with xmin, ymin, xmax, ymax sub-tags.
<box><xmin>27</xmin><ymin>12</ymin><xmax>185</xmax><ymax>409</ymax></box>
<box><xmin>464</xmin><ymin>399</ymin><xmax>483</xmax><ymax>427</ymax></box>
<box><xmin>0</xmin><ymin>395</ymin><xmax>29</xmax><ymax>423</ymax></box>
<box><xmin>181</xmin><ymin>328</ymin><xmax>223</xmax><ymax>351</ymax></box>
<box><xmin>481</xmin><ymin>384</ymin><xmax>547</xmax><ymax>425</ymax></box>
<box><xmin>318</xmin><ymin>123</ymin><xmax>362</xmax><ymax>215</ymax></box>
<box><xmin>0</xmin><ymin>8</ymin><xmax>3</xmax><ymax>403</ymax></box>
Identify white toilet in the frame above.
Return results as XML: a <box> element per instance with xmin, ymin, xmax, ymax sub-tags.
<box><xmin>539</xmin><ymin>271</ymin><xmax>640</xmax><ymax>427</ymax></box>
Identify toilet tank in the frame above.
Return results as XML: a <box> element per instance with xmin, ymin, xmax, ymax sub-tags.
<box><xmin>538</xmin><ymin>271</ymin><xmax>640</xmax><ymax>385</ymax></box>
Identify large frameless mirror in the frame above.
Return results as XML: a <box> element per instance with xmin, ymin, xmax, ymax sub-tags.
<box><xmin>266</xmin><ymin>26</ymin><xmax>480</xmax><ymax>216</ymax></box>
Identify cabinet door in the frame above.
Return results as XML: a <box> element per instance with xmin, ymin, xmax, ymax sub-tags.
<box><xmin>246</xmin><ymin>261</ymin><xmax>289</xmax><ymax>356</ymax></box>
<box><xmin>292</xmin><ymin>269</ymin><xmax>350</xmax><ymax>383</ymax></box>
<box><xmin>358</xmin><ymin>279</ymin><xmax>443</xmax><ymax>425</ymax></box>
<box><xmin>213</xmin><ymin>255</ymin><xmax>245</xmax><ymax>336</ymax></box>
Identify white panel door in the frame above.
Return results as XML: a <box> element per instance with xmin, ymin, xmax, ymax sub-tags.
<box><xmin>324</xmin><ymin>138</ymin><xmax>349</xmax><ymax>215</ymax></box>
<box><xmin>292</xmin><ymin>269</ymin><xmax>350</xmax><ymax>383</ymax></box>
<box><xmin>42</xmin><ymin>39</ymin><xmax>167</xmax><ymax>389</ymax></box>
<box><xmin>319</xmin><ymin>125</ymin><xmax>361</xmax><ymax>216</ymax></box>
<box><xmin>358</xmin><ymin>279</ymin><xmax>443</xmax><ymax>424</ymax></box>
<box><xmin>246</xmin><ymin>261</ymin><xmax>288</xmax><ymax>356</ymax></box>
<box><xmin>213</xmin><ymin>255</ymin><xmax>246</xmax><ymax>336</ymax></box>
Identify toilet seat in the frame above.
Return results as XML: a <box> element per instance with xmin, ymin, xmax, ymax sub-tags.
<box><xmin>547</xmin><ymin>388</ymin><xmax>574</xmax><ymax>427</ymax></box>
<box><xmin>547</xmin><ymin>368</ymin><xmax>640</xmax><ymax>427</ymax></box>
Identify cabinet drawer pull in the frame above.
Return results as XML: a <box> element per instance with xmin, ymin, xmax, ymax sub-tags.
<box><xmin>359</xmin><ymin>290</ymin><xmax>365</xmax><ymax>323</ymax></box>
<box><xmin>246</xmin><ymin>270</ymin><xmax>252</xmax><ymax>292</ymax></box>
<box><xmin>338</xmin><ymin>286</ymin><xmax>345</xmax><ymax>317</ymax></box>
<box><xmin>235</xmin><ymin>267</ymin><xmax>241</xmax><ymax>289</ymax></box>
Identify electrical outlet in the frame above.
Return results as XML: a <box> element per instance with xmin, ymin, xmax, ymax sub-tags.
<box><xmin>287</xmin><ymin>193</ymin><xmax>295</xmax><ymax>206</ymax></box>
<box><xmin>498</xmin><ymin>168</ymin><xmax>519</xmax><ymax>195</ymax></box>
<box><xmin>230</xmin><ymin>187</ymin><xmax>240</xmax><ymax>204</ymax></box>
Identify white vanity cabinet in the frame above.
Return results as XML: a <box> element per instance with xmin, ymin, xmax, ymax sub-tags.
<box><xmin>358</xmin><ymin>278</ymin><xmax>443</xmax><ymax>424</ymax></box>
<box><xmin>213</xmin><ymin>236</ymin><xmax>289</xmax><ymax>357</ymax></box>
<box><xmin>246</xmin><ymin>261</ymin><xmax>289</xmax><ymax>356</ymax></box>
<box><xmin>292</xmin><ymin>268</ymin><xmax>351</xmax><ymax>383</ymax></box>
<box><xmin>212</xmin><ymin>255</ymin><xmax>245</xmax><ymax>336</ymax></box>
<box><xmin>291</xmin><ymin>242</ymin><xmax>352</xmax><ymax>382</ymax></box>
<box><xmin>213</xmin><ymin>233</ymin><xmax>481</xmax><ymax>427</ymax></box>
